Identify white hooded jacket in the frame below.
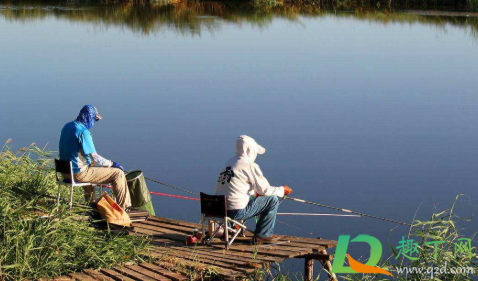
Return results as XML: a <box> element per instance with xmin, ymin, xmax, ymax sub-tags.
<box><xmin>214</xmin><ymin>135</ymin><xmax>285</xmax><ymax>210</ymax></box>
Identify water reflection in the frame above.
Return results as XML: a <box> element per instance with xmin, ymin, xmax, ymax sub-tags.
<box><xmin>1</xmin><ymin>0</ymin><xmax>478</xmax><ymax>36</ymax></box>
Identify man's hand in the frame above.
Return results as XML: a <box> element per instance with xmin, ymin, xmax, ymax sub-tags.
<box><xmin>283</xmin><ymin>185</ymin><xmax>293</xmax><ymax>196</ymax></box>
<box><xmin>112</xmin><ymin>161</ymin><xmax>124</xmax><ymax>171</ymax></box>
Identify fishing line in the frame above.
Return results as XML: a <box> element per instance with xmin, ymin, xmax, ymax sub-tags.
<box><xmin>285</xmin><ymin>197</ymin><xmax>411</xmax><ymax>226</ymax></box>
<box><xmin>145</xmin><ymin>177</ymin><xmax>411</xmax><ymax>226</ymax></box>
<box><xmin>275</xmin><ymin>219</ymin><xmax>313</xmax><ymax>235</ymax></box>
<box><xmin>145</xmin><ymin>177</ymin><xmax>199</xmax><ymax>196</ymax></box>
<box><xmin>145</xmin><ymin>177</ymin><xmax>315</xmax><ymax>234</ymax></box>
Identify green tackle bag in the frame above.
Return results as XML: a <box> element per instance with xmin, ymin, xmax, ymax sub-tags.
<box><xmin>126</xmin><ymin>170</ymin><xmax>155</xmax><ymax>216</ymax></box>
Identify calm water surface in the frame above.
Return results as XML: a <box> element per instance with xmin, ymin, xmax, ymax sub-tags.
<box><xmin>1</xmin><ymin>1</ymin><xmax>477</xmax><ymax>276</ymax></box>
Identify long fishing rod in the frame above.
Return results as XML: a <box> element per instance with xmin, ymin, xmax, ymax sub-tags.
<box><xmin>143</xmin><ymin>177</ymin><xmax>411</xmax><ymax>226</ymax></box>
<box><xmin>285</xmin><ymin>197</ymin><xmax>411</xmax><ymax>226</ymax></box>
<box><xmin>277</xmin><ymin>213</ymin><xmax>361</xmax><ymax>217</ymax></box>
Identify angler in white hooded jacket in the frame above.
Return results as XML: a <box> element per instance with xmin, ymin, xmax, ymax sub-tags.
<box><xmin>214</xmin><ymin>135</ymin><xmax>292</xmax><ymax>242</ymax></box>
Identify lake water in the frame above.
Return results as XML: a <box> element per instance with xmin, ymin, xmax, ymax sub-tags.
<box><xmin>1</xmin><ymin>1</ymin><xmax>477</xmax><ymax>277</ymax></box>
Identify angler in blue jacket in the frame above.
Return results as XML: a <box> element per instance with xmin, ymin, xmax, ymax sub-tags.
<box><xmin>59</xmin><ymin>105</ymin><xmax>131</xmax><ymax>209</ymax></box>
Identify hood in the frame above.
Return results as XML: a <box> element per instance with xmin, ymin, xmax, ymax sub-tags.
<box><xmin>76</xmin><ymin>105</ymin><xmax>99</xmax><ymax>129</ymax></box>
<box><xmin>235</xmin><ymin>135</ymin><xmax>266</xmax><ymax>163</ymax></box>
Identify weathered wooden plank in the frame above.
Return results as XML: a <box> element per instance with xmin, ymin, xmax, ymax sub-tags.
<box><xmin>299</xmin><ymin>253</ymin><xmax>333</xmax><ymax>261</ymax></box>
<box><xmin>52</xmin><ymin>276</ymin><xmax>75</xmax><ymax>281</ymax></box>
<box><xmin>166</xmin><ymin>245</ymin><xmax>266</xmax><ymax>265</ymax></box>
<box><xmin>161</xmin><ymin>246</ymin><xmax>262</xmax><ymax>268</ymax></box>
<box><xmin>113</xmin><ymin>266</ymin><xmax>157</xmax><ymax>281</ymax></box>
<box><xmin>100</xmin><ymin>268</ymin><xmax>136</xmax><ymax>281</ymax></box>
<box><xmin>153</xmin><ymin>248</ymin><xmax>254</xmax><ymax>276</ymax></box>
<box><xmin>228</xmin><ymin>235</ymin><xmax>328</xmax><ymax>251</ymax></box>
<box><xmin>150</xmin><ymin>238</ymin><xmax>184</xmax><ymax>246</ymax></box>
<box><xmin>138</xmin><ymin>263</ymin><xmax>188</xmax><ymax>281</ymax></box>
<box><xmin>210</xmin><ymin>242</ymin><xmax>312</xmax><ymax>258</ymax></box>
<box><xmin>132</xmin><ymin>225</ymin><xmax>188</xmax><ymax>243</ymax></box>
<box><xmin>151</xmin><ymin>246</ymin><xmax>254</xmax><ymax>273</ymax></box>
<box><xmin>141</xmin><ymin>222</ymin><xmax>312</xmax><ymax>258</ymax></box>
<box><xmin>140</xmin><ymin>220</ymin><xmax>193</xmax><ymax>234</ymax></box>
<box><xmin>221</xmin><ymin>236</ymin><xmax>324</xmax><ymax>253</ymax></box>
<box><xmin>139</xmin><ymin>221</ymin><xmax>318</xmax><ymax>257</ymax></box>
<box><xmin>144</xmin><ymin>219</ymin><xmax>323</xmax><ymax>252</ymax></box>
<box><xmin>206</xmin><ymin>246</ymin><xmax>283</xmax><ymax>262</ymax></box>
<box><xmin>147</xmin><ymin>216</ymin><xmax>200</xmax><ymax>229</ymax></box>
<box><xmin>138</xmin><ymin>219</ymin><xmax>327</xmax><ymax>256</ymax></box>
<box><xmin>83</xmin><ymin>269</ymin><xmax>117</xmax><ymax>281</ymax></box>
<box><xmin>125</xmin><ymin>265</ymin><xmax>171</xmax><ymax>281</ymax></box>
<box><xmin>154</xmin><ymin>259</ymin><xmax>241</xmax><ymax>280</ymax></box>
<box><xmin>67</xmin><ymin>272</ymin><xmax>98</xmax><ymax>281</ymax></box>
<box><xmin>146</xmin><ymin>216</ymin><xmax>337</xmax><ymax>248</ymax></box>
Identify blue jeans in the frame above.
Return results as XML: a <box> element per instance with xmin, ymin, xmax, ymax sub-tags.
<box><xmin>227</xmin><ymin>196</ymin><xmax>280</xmax><ymax>238</ymax></box>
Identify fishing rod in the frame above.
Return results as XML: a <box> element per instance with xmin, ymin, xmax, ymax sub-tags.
<box><xmin>285</xmin><ymin>197</ymin><xmax>411</xmax><ymax>226</ymax></box>
<box><xmin>277</xmin><ymin>213</ymin><xmax>361</xmax><ymax>217</ymax></box>
<box><xmin>143</xmin><ymin>177</ymin><xmax>411</xmax><ymax>226</ymax></box>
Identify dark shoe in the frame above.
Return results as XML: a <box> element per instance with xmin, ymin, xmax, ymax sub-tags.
<box><xmin>253</xmin><ymin>234</ymin><xmax>280</xmax><ymax>244</ymax></box>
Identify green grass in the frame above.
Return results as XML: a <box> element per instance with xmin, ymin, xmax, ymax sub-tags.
<box><xmin>0</xmin><ymin>140</ymin><xmax>149</xmax><ymax>280</ymax></box>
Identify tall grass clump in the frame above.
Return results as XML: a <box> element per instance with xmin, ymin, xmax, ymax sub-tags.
<box><xmin>342</xmin><ymin>195</ymin><xmax>477</xmax><ymax>281</ymax></box>
<box><xmin>0</xmin><ymin>140</ymin><xmax>149</xmax><ymax>280</ymax></box>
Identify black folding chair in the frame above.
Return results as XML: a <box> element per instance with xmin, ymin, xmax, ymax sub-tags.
<box><xmin>200</xmin><ymin>192</ymin><xmax>247</xmax><ymax>249</ymax></box>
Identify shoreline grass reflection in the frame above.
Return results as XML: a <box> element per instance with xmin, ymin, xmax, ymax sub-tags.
<box><xmin>1</xmin><ymin>0</ymin><xmax>478</xmax><ymax>36</ymax></box>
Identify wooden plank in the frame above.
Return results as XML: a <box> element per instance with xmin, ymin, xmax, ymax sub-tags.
<box><xmin>166</xmin><ymin>245</ymin><xmax>267</xmax><ymax>265</ymax></box>
<box><xmin>153</xmin><ymin>250</ymin><xmax>250</xmax><ymax>276</ymax></box>
<box><xmin>147</xmin><ymin>216</ymin><xmax>200</xmax><ymax>229</ymax></box>
<box><xmin>143</xmin><ymin>224</ymin><xmax>310</xmax><ymax>259</ymax></box>
<box><xmin>276</xmin><ymin>235</ymin><xmax>337</xmax><ymax>248</ymax></box>
<box><xmin>139</xmin><ymin>263</ymin><xmax>188</xmax><ymax>281</ymax></box>
<box><xmin>100</xmin><ymin>268</ymin><xmax>136</xmax><ymax>281</ymax></box>
<box><xmin>299</xmin><ymin>253</ymin><xmax>333</xmax><ymax>261</ymax></box>
<box><xmin>208</xmin><ymin>240</ymin><xmax>313</xmax><ymax>258</ymax></box>
<box><xmin>149</xmin><ymin>238</ymin><xmax>184</xmax><ymax>246</ymax></box>
<box><xmin>125</xmin><ymin>265</ymin><xmax>171</xmax><ymax>281</ymax></box>
<box><xmin>162</xmin><ymin>246</ymin><xmax>262</xmax><ymax>268</ymax></box>
<box><xmin>52</xmin><ymin>276</ymin><xmax>75</xmax><ymax>281</ymax></box>
<box><xmin>137</xmin><ymin>218</ymin><xmax>333</xmax><ymax>256</ymax></box>
<box><xmin>139</xmin><ymin>220</ymin><xmax>193</xmax><ymax>234</ymax></box>
<box><xmin>151</xmin><ymin>246</ymin><xmax>254</xmax><ymax>273</ymax></box>
<box><xmin>146</xmin><ymin>216</ymin><xmax>337</xmax><ymax>248</ymax></box>
<box><xmin>206</xmin><ymin>246</ymin><xmax>283</xmax><ymax>262</ymax></box>
<box><xmin>68</xmin><ymin>272</ymin><xmax>98</xmax><ymax>281</ymax></box>
<box><xmin>223</xmin><ymin>236</ymin><xmax>324</xmax><ymax>253</ymax></box>
<box><xmin>139</xmin><ymin>222</ymin><xmax>317</xmax><ymax>257</ymax></box>
<box><xmin>154</xmin><ymin>259</ymin><xmax>240</xmax><ymax>280</ymax></box>
<box><xmin>132</xmin><ymin>225</ymin><xmax>188</xmax><ymax>243</ymax></box>
<box><xmin>83</xmin><ymin>269</ymin><xmax>117</xmax><ymax>281</ymax></box>
<box><xmin>113</xmin><ymin>266</ymin><xmax>156</xmax><ymax>281</ymax></box>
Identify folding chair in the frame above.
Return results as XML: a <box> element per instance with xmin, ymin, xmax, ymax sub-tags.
<box><xmin>54</xmin><ymin>159</ymin><xmax>103</xmax><ymax>210</ymax></box>
<box><xmin>200</xmin><ymin>192</ymin><xmax>247</xmax><ymax>250</ymax></box>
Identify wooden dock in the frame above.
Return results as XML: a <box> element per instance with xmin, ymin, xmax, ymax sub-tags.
<box><xmin>53</xmin><ymin>216</ymin><xmax>338</xmax><ymax>281</ymax></box>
